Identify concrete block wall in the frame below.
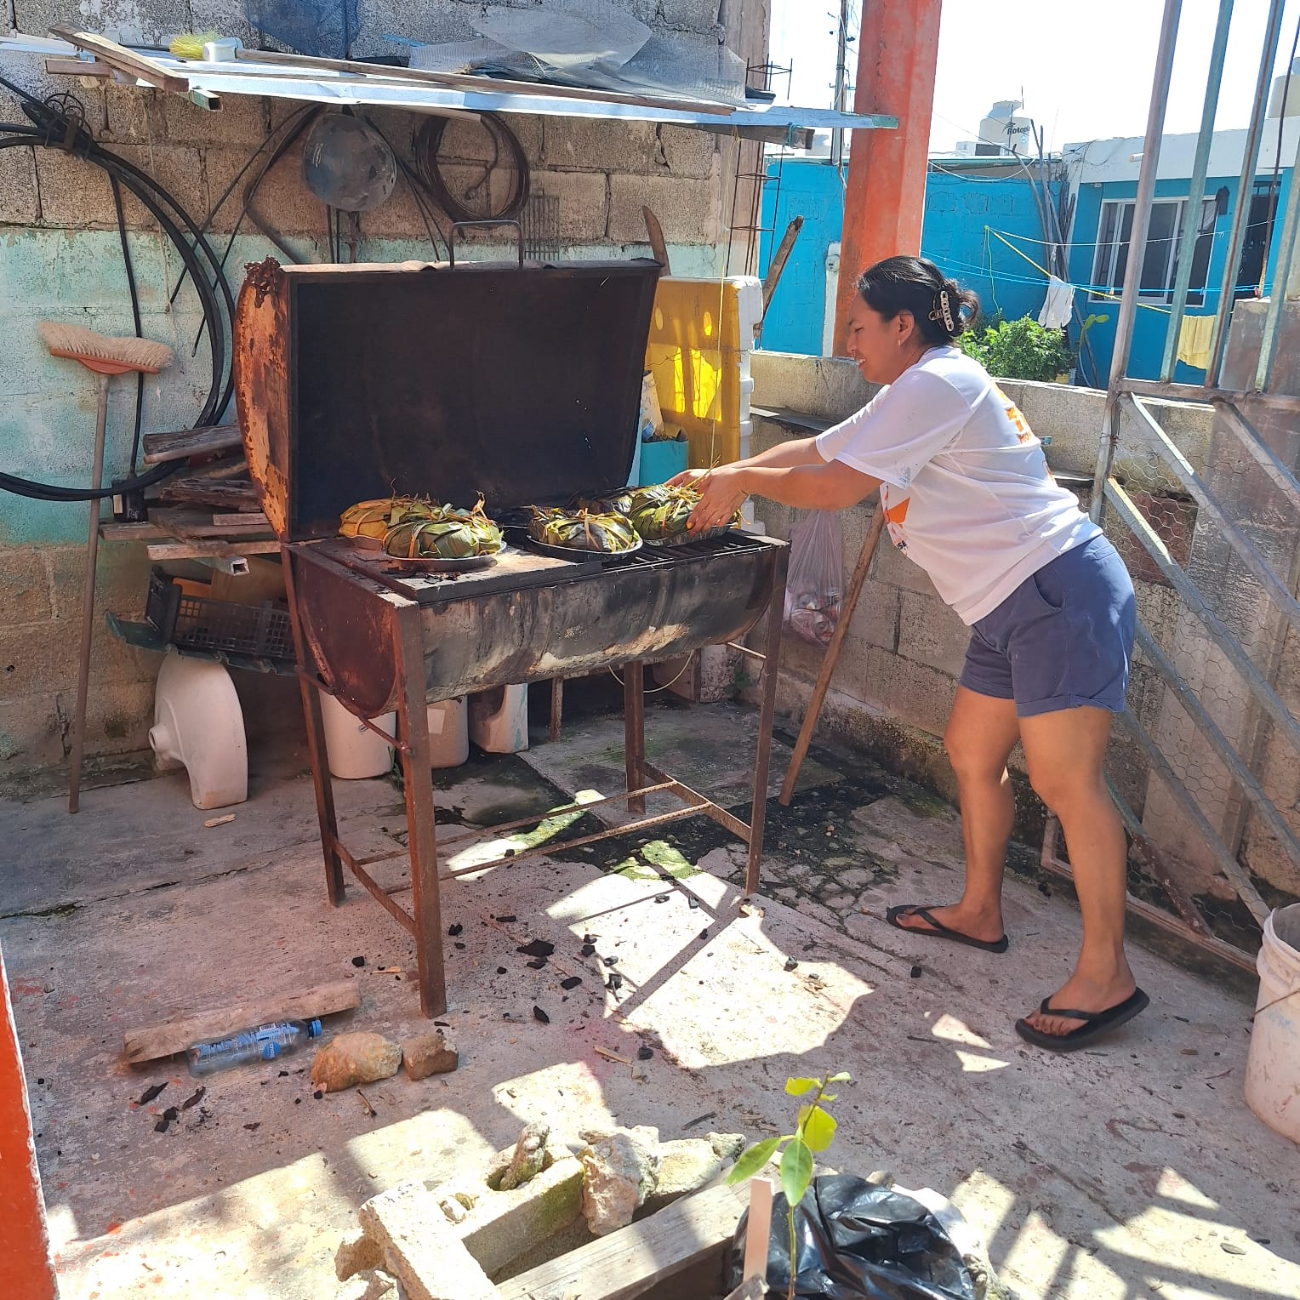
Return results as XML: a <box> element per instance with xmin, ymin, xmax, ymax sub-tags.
<box><xmin>0</xmin><ymin>0</ymin><xmax>751</xmax><ymax>778</ymax></box>
<box><xmin>748</xmin><ymin>355</ymin><xmax>1300</xmax><ymax>904</ymax></box>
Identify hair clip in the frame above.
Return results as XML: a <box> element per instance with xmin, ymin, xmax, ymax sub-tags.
<box><xmin>929</xmin><ymin>288</ymin><xmax>956</xmax><ymax>334</ymax></box>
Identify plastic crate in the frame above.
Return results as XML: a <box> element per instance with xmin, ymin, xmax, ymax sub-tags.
<box><xmin>146</xmin><ymin>569</ymin><xmax>295</xmax><ymax>661</ymax></box>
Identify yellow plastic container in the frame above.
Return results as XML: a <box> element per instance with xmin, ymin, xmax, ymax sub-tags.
<box><xmin>645</xmin><ymin>277</ymin><xmax>762</xmax><ymax>471</ymax></box>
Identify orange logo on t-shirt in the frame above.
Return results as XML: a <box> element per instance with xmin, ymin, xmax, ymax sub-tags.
<box><xmin>993</xmin><ymin>385</ymin><xmax>1034</xmax><ymax>445</ymax></box>
<box><xmin>881</xmin><ymin>489</ymin><xmax>909</xmax><ymax>552</ymax></box>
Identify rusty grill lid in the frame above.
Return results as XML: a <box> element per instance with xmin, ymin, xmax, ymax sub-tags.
<box><xmin>243</xmin><ymin>257</ymin><xmax>661</xmax><ymax>540</ymax></box>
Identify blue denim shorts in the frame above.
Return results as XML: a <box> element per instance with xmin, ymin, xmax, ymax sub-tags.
<box><xmin>959</xmin><ymin>535</ymin><xmax>1136</xmax><ymax>718</ymax></box>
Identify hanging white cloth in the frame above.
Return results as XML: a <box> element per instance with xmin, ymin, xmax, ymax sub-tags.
<box><xmin>1038</xmin><ymin>275</ymin><xmax>1075</xmax><ymax>329</ymax></box>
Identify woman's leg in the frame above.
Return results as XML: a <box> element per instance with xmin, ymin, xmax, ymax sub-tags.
<box><xmin>1019</xmin><ymin>704</ymin><xmax>1135</xmax><ymax>1034</ymax></box>
<box><xmin>892</xmin><ymin>685</ymin><xmax>1021</xmax><ymax>944</ymax></box>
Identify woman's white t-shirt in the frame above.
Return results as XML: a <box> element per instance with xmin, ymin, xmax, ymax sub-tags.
<box><xmin>815</xmin><ymin>347</ymin><xmax>1098</xmax><ymax>625</ymax></box>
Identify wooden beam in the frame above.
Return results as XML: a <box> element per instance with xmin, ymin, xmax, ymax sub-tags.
<box><xmin>160</xmin><ymin>477</ymin><xmax>261</xmax><ymax>510</ymax></box>
<box><xmin>497</xmin><ymin>1181</ymin><xmax>749</xmax><ymax>1300</ymax></box>
<box><xmin>44</xmin><ymin>57</ymin><xmax>111</xmax><ymax>77</ymax></box>
<box><xmin>141</xmin><ymin>424</ymin><xmax>241</xmax><ymax>465</ymax></box>
<box><xmin>122</xmin><ymin>978</ymin><xmax>361</xmax><ymax>1063</ymax></box>
<box><xmin>145</xmin><ymin>539</ymin><xmax>279</xmax><ymax>561</ymax></box>
<box><xmin>48</xmin><ymin>26</ymin><xmax>189</xmax><ymax>93</ymax></box>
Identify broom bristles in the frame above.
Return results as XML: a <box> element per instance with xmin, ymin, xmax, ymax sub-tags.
<box><xmin>37</xmin><ymin>322</ymin><xmax>174</xmax><ymax>375</ymax></box>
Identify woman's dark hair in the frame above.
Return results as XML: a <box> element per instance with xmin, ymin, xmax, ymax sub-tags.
<box><xmin>855</xmin><ymin>256</ymin><xmax>980</xmax><ymax>346</ymax></box>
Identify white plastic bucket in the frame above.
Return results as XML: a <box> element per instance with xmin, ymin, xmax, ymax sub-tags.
<box><xmin>320</xmin><ymin>692</ymin><xmax>395</xmax><ymax>780</ymax></box>
<box><xmin>427</xmin><ymin>698</ymin><xmax>469</xmax><ymax>769</ymax></box>
<box><xmin>1244</xmin><ymin>903</ymin><xmax>1300</xmax><ymax>1144</ymax></box>
<box><xmin>469</xmin><ymin>684</ymin><xmax>529</xmax><ymax>754</ymax></box>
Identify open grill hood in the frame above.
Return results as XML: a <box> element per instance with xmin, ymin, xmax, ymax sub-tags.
<box><xmin>234</xmin><ymin>255</ymin><xmax>662</xmax><ymax>541</ymax></box>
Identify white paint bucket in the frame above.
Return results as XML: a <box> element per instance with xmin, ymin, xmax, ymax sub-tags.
<box><xmin>427</xmin><ymin>698</ymin><xmax>469</xmax><ymax>769</ymax></box>
<box><xmin>469</xmin><ymin>684</ymin><xmax>529</xmax><ymax>754</ymax></box>
<box><xmin>1244</xmin><ymin>903</ymin><xmax>1300</xmax><ymax>1144</ymax></box>
<box><xmin>320</xmin><ymin>692</ymin><xmax>395</xmax><ymax>780</ymax></box>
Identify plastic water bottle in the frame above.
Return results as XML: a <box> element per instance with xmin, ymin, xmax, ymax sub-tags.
<box><xmin>185</xmin><ymin>1019</ymin><xmax>323</xmax><ymax>1077</ymax></box>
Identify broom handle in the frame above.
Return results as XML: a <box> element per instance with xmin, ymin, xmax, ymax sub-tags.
<box><xmin>69</xmin><ymin>373</ymin><xmax>110</xmax><ymax>814</ymax></box>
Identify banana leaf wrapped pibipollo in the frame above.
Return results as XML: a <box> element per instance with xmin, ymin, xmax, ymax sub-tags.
<box><xmin>527</xmin><ymin>506</ymin><xmax>639</xmax><ymax>553</ymax></box>
<box><xmin>339</xmin><ymin>495</ymin><xmax>503</xmax><ymax>559</ymax></box>
<box><xmin>570</xmin><ymin>489</ymin><xmax>635</xmax><ymax>517</ymax></box>
<box><xmin>628</xmin><ymin>482</ymin><xmax>745</xmax><ymax>541</ymax></box>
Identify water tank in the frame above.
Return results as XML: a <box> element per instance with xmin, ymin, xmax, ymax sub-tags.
<box><xmin>976</xmin><ymin>100</ymin><xmax>1035</xmax><ymax>156</ymax></box>
<box><xmin>1266</xmin><ymin>58</ymin><xmax>1300</xmax><ymax>118</ymax></box>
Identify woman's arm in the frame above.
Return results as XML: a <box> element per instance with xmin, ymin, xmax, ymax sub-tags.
<box><xmin>685</xmin><ymin>458</ymin><xmax>881</xmax><ymax>532</ymax></box>
<box><xmin>668</xmin><ymin>434</ymin><xmax>826</xmax><ymax>490</ymax></box>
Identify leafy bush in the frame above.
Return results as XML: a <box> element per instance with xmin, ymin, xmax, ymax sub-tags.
<box><xmin>959</xmin><ymin>315</ymin><xmax>1074</xmax><ymax>382</ymax></box>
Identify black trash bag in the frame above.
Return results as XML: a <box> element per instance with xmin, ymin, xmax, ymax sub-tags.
<box><xmin>726</xmin><ymin>1175</ymin><xmax>977</xmax><ymax>1300</ymax></box>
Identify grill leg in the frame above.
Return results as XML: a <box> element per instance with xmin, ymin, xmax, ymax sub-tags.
<box><xmin>625</xmin><ymin>661</ymin><xmax>646</xmax><ymax>816</ymax></box>
<box><xmin>396</xmin><ymin>607</ymin><xmax>447</xmax><ymax>1017</ymax></box>
<box><xmin>549</xmin><ymin>676</ymin><xmax>564</xmax><ymax>743</ymax></box>
<box><xmin>283</xmin><ymin>550</ymin><xmax>345</xmax><ymax>905</ymax></box>
<box><xmin>746</xmin><ymin>553</ymin><xmax>789</xmax><ymax>896</ymax></box>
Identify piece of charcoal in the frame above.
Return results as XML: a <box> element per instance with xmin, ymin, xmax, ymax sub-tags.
<box><xmin>139</xmin><ymin>1082</ymin><xmax>167</xmax><ymax>1105</ymax></box>
<box><xmin>517</xmin><ymin>939</ymin><xmax>555</xmax><ymax>959</ymax></box>
<box><xmin>278</xmin><ymin>1070</ymin><xmax>289</xmax><ymax>1078</ymax></box>
<box><xmin>637</xmin><ymin>1046</ymin><xmax>653</xmax><ymax>1061</ymax></box>
<box><xmin>154</xmin><ymin>1106</ymin><xmax>179</xmax><ymax>1134</ymax></box>
<box><xmin>435</xmin><ymin>1021</ymin><xmax>450</xmax><ymax>1028</ymax></box>
<box><xmin>313</xmin><ymin>1090</ymin><xmax>324</xmax><ymax>1100</ymax></box>
<box><xmin>580</xmin><ymin>943</ymin><xmax>596</xmax><ymax>957</ymax></box>
<box><xmin>699</xmin><ymin>929</ymin><xmax>710</xmax><ymax>941</ymax></box>
<box><xmin>606</xmin><ymin>972</ymin><xmax>623</xmax><ymax>991</ymax></box>
<box><xmin>496</xmin><ymin>914</ymin><xmax>517</xmax><ymax>923</ymax></box>
<box><xmin>351</xmin><ymin>956</ymin><xmax>366</xmax><ymax>967</ymax></box>
<box><xmin>688</xmin><ymin>896</ymin><xmax>700</xmax><ymax>909</ymax></box>
<box><xmin>243</xmin><ymin>1122</ymin><xmax>261</xmax><ymax>1132</ymax></box>
<box><xmin>527</xmin><ymin>958</ymin><xmax>548</xmax><ymax>969</ymax></box>
<box><xmin>560</xmin><ymin>976</ymin><xmax>582</xmax><ymax>990</ymax></box>
<box><xmin>783</xmin><ymin>957</ymin><xmax>798</xmax><ymax>972</ymax></box>
<box><xmin>1038</xmin><ymin>883</ymin><xmax>1052</xmax><ymax>897</ymax></box>
<box><xmin>910</xmin><ymin>965</ymin><xmax>923</xmax><ymax>979</ymax></box>
<box><xmin>448</xmin><ymin>923</ymin><xmax>463</xmax><ymax>936</ymax></box>
<box><xmin>603</xmin><ymin>955</ymin><xmax>619</xmax><ymax>967</ymax></box>
<box><xmin>496</xmin><ymin>966</ymin><xmax>508</xmax><ymax>975</ymax></box>
<box><xmin>181</xmin><ymin>1087</ymin><xmax>205</xmax><ymax>1110</ymax></box>
<box><xmin>454</xmin><ymin>942</ymin><xmax>466</xmax><ymax>950</ymax></box>
<box><xmin>504</xmin><ymin>849</ymin><xmax>516</xmax><ymax>858</ymax></box>
<box><xmin>533</xmin><ymin>1006</ymin><xmax>550</xmax><ymax>1024</ymax></box>
<box><xmin>583</xmin><ymin>933</ymin><xmax>595</xmax><ymax>944</ymax></box>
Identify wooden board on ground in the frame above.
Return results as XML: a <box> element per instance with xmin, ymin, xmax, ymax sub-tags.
<box><xmin>123</xmin><ymin>978</ymin><xmax>361</xmax><ymax>1063</ymax></box>
<box><xmin>496</xmin><ymin>1180</ymin><xmax>749</xmax><ymax>1300</ymax></box>
<box><xmin>141</xmin><ymin>424</ymin><xmax>241</xmax><ymax>465</ymax></box>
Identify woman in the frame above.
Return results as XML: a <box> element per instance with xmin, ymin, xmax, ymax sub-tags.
<box><xmin>676</xmin><ymin>255</ymin><xmax>1143</xmax><ymax>1052</ymax></box>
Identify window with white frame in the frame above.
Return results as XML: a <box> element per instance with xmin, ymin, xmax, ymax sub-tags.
<box><xmin>1090</xmin><ymin>197</ymin><xmax>1217</xmax><ymax>305</ymax></box>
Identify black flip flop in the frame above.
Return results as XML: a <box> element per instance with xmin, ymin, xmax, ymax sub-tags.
<box><xmin>1014</xmin><ymin>988</ymin><xmax>1150</xmax><ymax>1052</ymax></box>
<box><xmin>885</xmin><ymin>904</ymin><xmax>1009</xmax><ymax>954</ymax></box>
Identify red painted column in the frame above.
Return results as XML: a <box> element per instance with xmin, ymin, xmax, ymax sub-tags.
<box><xmin>833</xmin><ymin>0</ymin><xmax>944</xmax><ymax>355</ymax></box>
<box><xmin>0</xmin><ymin>945</ymin><xmax>57</xmax><ymax>1300</ymax></box>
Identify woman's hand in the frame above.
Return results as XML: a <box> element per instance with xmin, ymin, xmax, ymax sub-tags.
<box><xmin>687</xmin><ymin>466</ymin><xmax>749</xmax><ymax>532</ymax></box>
<box><xmin>666</xmin><ymin>468</ymin><xmax>709</xmax><ymax>490</ymax></box>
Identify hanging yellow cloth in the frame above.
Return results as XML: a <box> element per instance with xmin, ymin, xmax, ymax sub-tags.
<box><xmin>1177</xmin><ymin>314</ymin><xmax>1215</xmax><ymax>370</ymax></box>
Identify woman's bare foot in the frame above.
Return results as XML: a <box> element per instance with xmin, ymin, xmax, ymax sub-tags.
<box><xmin>891</xmin><ymin>901</ymin><xmax>1005</xmax><ymax>946</ymax></box>
<box><xmin>1024</xmin><ymin>962</ymin><xmax>1137</xmax><ymax>1038</ymax></box>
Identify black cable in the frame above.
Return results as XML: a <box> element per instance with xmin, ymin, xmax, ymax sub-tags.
<box><xmin>108</xmin><ymin>174</ymin><xmax>146</xmax><ymax>475</ymax></box>
<box><xmin>0</xmin><ymin>81</ymin><xmax>234</xmax><ymax>501</ymax></box>
<box><xmin>412</xmin><ymin>113</ymin><xmax>530</xmax><ymax>224</ymax></box>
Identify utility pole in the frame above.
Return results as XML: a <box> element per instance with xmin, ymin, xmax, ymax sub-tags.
<box><xmin>830</xmin><ymin>0</ymin><xmax>850</xmax><ymax>166</ymax></box>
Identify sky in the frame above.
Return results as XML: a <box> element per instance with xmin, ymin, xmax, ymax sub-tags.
<box><xmin>768</xmin><ymin>0</ymin><xmax>1300</xmax><ymax>153</ymax></box>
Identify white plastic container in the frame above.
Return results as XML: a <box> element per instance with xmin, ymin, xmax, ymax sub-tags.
<box><xmin>427</xmin><ymin>698</ymin><xmax>469</xmax><ymax>769</ymax></box>
<box><xmin>320</xmin><ymin>692</ymin><xmax>395</xmax><ymax>779</ymax></box>
<box><xmin>149</xmin><ymin>655</ymin><xmax>248</xmax><ymax>809</ymax></box>
<box><xmin>469</xmin><ymin>684</ymin><xmax>529</xmax><ymax>753</ymax></box>
<box><xmin>1244</xmin><ymin>903</ymin><xmax>1300</xmax><ymax>1144</ymax></box>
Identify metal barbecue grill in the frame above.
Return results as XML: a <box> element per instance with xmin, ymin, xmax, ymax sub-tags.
<box><xmin>233</xmin><ymin>245</ymin><xmax>788</xmax><ymax>1016</ymax></box>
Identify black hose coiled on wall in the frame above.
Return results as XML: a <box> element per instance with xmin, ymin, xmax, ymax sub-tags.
<box><xmin>0</xmin><ymin>78</ymin><xmax>236</xmax><ymax>503</ymax></box>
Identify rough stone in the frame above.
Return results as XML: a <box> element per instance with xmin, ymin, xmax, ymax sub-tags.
<box><xmin>641</xmin><ymin>1138</ymin><xmax>727</xmax><ymax>1212</ymax></box>
<box><xmin>336</xmin><ymin>1232</ymin><xmax>384</xmax><ymax>1282</ymax></box>
<box><xmin>659</xmin><ymin>125</ymin><xmax>717</xmax><ymax>179</ymax></box>
<box><xmin>33</xmin><ymin>149</ymin><xmax>119</xmax><ymax>228</ymax></box>
<box><xmin>896</xmin><ymin>589</ymin><xmax>969</xmax><ymax>678</ymax></box>
<box><xmin>707</xmin><ymin>1132</ymin><xmax>747</xmax><ymax>1161</ymax></box>
<box><xmin>543</xmin><ymin>118</ymin><xmax>661</xmax><ymax>173</ymax></box>
<box><xmin>526</xmin><ymin>168</ymin><xmax>609</xmax><ymax>243</ymax></box>
<box><xmin>0</xmin><ymin>694</ymin><xmax>65</xmax><ymax>769</ymax></box>
<box><xmin>402</xmin><ymin>1031</ymin><xmax>458</xmax><ymax>1081</ymax></box>
<box><xmin>358</xmin><ymin>1180</ymin><xmax>499</xmax><ymax>1300</ymax></box>
<box><xmin>579</xmin><ymin>1126</ymin><xmax>661</xmax><ymax>1235</ymax></box>
<box><xmin>607</xmin><ymin>167</ymin><xmax>721</xmax><ymax>245</ymax></box>
<box><xmin>163</xmin><ymin>91</ymin><xmax>270</xmax><ymax>147</ymax></box>
<box><xmin>495</xmin><ymin>1120</ymin><xmax>550</xmax><ymax>1191</ymax></box>
<box><xmin>311</xmin><ymin>1032</ymin><xmax>402</xmax><ymax>1092</ymax></box>
<box><xmin>0</xmin><ymin>147</ymin><xmax>41</xmax><ymax>226</ymax></box>
<box><xmin>0</xmin><ymin>550</ymin><xmax>51</xmax><ymax>626</ymax></box>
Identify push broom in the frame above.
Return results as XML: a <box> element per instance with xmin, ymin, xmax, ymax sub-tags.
<box><xmin>37</xmin><ymin>322</ymin><xmax>175</xmax><ymax>813</ymax></box>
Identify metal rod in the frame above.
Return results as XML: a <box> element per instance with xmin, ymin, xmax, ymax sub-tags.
<box><xmin>1114</xmin><ymin>710</ymin><xmax>1269</xmax><ymax>923</ymax></box>
<box><xmin>451</xmin><ymin>782</ymin><xmax>679</xmax><ymax>844</ymax></box>
<box><xmin>641</xmin><ymin>760</ymin><xmax>751</xmax><ymax>839</ymax></box>
<box><xmin>437</xmin><ymin>802</ymin><xmax>733</xmax><ymax>881</ymax></box>
<box><xmin>625</xmin><ymin>661</ymin><xmax>646</xmax><ymax>817</ymax></box>
<box><xmin>1159</xmin><ymin>0</ymin><xmax>1234</xmax><ymax>381</ymax></box>
<box><xmin>334</xmin><ymin>838</ymin><xmax>417</xmax><ymax>935</ymax></box>
<box><xmin>1214</xmin><ymin>400</ymin><xmax>1300</xmax><ymax>509</ymax></box>
<box><xmin>1125</xmin><ymin>394</ymin><xmax>1300</xmax><ymax>636</ymax></box>
<box><xmin>549</xmin><ymin>676</ymin><xmax>564</xmax><ymax>743</ymax></box>
<box><xmin>725</xmin><ymin>641</ymin><xmax>768</xmax><ymax>662</ymax></box>
<box><xmin>1040</xmin><ymin>816</ymin><xmax>1256</xmax><ymax>972</ymax></box>
<box><xmin>1091</xmin><ymin>0</ymin><xmax>1182</xmax><ymax>523</ymax></box>
<box><xmin>1255</xmin><ymin>116</ymin><xmax>1300</xmax><ymax>390</ymax></box>
<box><xmin>1208</xmin><ymin>0</ymin><xmax>1287</xmax><ymax>385</ymax></box>
<box><xmin>68</xmin><ymin>371</ymin><xmax>110</xmax><ymax>815</ymax></box>
<box><xmin>747</xmin><ymin>550</ymin><xmax>789</xmax><ymax>893</ymax></box>
<box><xmin>1104</xmin><ymin>476</ymin><xmax>1300</xmax><ymax>756</ymax></box>
<box><xmin>1135</xmin><ymin>620</ymin><xmax>1300</xmax><ymax>871</ymax></box>
<box><xmin>1104</xmin><ymin>774</ymin><xmax>1210</xmax><ymax>934</ymax></box>
<box><xmin>293</xmin><ymin>667</ymin><xmax>408</xmax><ymax>752</ymax></box>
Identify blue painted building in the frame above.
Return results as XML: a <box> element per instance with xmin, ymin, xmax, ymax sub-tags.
<box><xmin>758</xmin><ymin>122</ymin><xmax>1298</xmax><ymax>386</ymax></box>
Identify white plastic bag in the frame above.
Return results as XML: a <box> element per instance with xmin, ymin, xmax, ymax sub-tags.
<box><xmin>784</xmin><ymin>510</ymin><xmax>843</xmax><ymax>646</ymax></box>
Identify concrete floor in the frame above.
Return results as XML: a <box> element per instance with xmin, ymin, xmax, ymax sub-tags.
<box><xmin>1</xmin><ymin>691</ymin><xmax>1297</xmax><ymax>1300</ymax></box>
